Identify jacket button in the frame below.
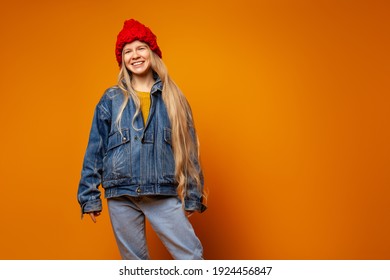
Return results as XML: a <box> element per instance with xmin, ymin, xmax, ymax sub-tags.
<box><xmin>134</xmin><ymin>136</ymin><xmax>139</xmax><ymax>141</ymax></box>
<box><xmin>136</xmin><ymin>187</ymin><xmax>141</xmax><ymax>193</ymax></box>
<box><xmin>122</xmin><ymin>137</ymin><xmax>127</xmax><ymax>141</ymax></box>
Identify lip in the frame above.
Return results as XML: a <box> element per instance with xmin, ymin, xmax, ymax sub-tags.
<box><xmin>131</xmin><ymin>61</ymin><xmax>144</xmax><ymax>66</ymax></box>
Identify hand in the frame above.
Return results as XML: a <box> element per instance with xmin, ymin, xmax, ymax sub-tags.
<box><xmin>186</xmin><ymin>211</ymin><xmax>194</xmax><ymax>218</ymax></box>
<box><xmin>88</xmin><ymin>211</ymin><xmax>101</xmax><ymax>223</ymax></box>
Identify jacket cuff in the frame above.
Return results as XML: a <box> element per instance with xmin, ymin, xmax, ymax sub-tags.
<box><xmin>81</xmin><ymin>199</ymin><xmax>102</xmax><ymax>218</ymax></box>
<box><xmin>184</xmin><ymin>199</ymin><xmax>207</xmax><ymax>213</ymax></box>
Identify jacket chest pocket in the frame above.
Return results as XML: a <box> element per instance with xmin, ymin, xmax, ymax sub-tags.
<box><xmin>103</xmin><ymin>129</ymin><xmax>132</xmax><ymax>180</ymax></box>
<box><xmin>162</xmin><ymin>127</ymin><xmax>175</xmax><ymax>180</ymax></box>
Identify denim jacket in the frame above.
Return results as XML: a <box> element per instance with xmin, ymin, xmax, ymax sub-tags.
<box><xmin>77</xmin><ymin>77</ymin><xmax>206</xmax><ymax>216</ymax></box>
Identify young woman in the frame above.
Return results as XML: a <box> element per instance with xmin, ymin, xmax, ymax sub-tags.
<box><xmin>77</xmin><ymin>19</ymin><xmax>206</xmax><ymax>260</ymax></box>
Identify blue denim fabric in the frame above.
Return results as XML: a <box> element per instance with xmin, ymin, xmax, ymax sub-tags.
<box><xmin>77</xmin><ymin>76</ymin><xmax>206</xmax><ymax>215</ymax></box>
<box><xmin>107</xmin><ymin>195</ymin><xmax>203</xmax><ymax>260</ymax></box>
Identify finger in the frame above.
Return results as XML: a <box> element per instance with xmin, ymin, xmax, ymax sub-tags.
<box><xmin>186</xmin><ymin>211</ymin><xmax>194</xmax><ymax>218</ymax></box>
<box><xmin>89</xmin><ymin>213</ymin><xmax>96</xmax><ymax>223</ymax></box>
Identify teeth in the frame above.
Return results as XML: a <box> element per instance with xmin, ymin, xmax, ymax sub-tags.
<box><xmin>132</xmin><ymin>61</ymin><xmax>143</xmax><ymax>66</ymax></box>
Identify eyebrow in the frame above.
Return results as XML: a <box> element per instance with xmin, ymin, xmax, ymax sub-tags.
<box><xmin>123</xmin><ymin>43</ymin><xmax>148</xmax><ymax>51</ymax></box>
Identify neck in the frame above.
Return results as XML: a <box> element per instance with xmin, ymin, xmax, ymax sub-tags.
<box><xmin>131</xmin><ymin>70</ymin><xmax>155</xmax><ymax>92</ymax></box>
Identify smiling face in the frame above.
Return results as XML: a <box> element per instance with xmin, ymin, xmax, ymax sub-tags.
<box><xmin>123</xmin><ymin>40</ymin><xmax>152</xmax><ymax>77</ymax></box>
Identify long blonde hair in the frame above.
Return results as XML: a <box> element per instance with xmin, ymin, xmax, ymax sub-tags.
<box><xmin>116</xmin><ymin>48</ymin><xmax>206</xmax><ymax>205</ymax></box>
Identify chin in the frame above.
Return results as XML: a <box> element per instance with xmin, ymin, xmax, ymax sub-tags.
<box><xmin>133</xmin><ymin>67</ymin><xmax>151</xmax><ymax>75</ymax></box>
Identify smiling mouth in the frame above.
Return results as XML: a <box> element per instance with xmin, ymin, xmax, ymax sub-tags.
<box><xmin>131</xmin><ymin>61</ymin><xmax>144</xmax><ymax>66</ymax></box>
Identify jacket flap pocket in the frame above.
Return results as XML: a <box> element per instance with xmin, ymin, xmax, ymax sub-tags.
<box><xmin>107</xmin><ymin>129</ymin><xmax>130</xmax><ymax>151</ymax></box>
<box><xmin>143</xmin><ymin>131</ymin><xmax>154</xmax><ymax>144</ymax></box>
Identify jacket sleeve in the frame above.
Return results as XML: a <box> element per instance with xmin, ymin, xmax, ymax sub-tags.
<box><xmin>77</xmin><ymin>96</ymin><xmax>111</xmax><ymax>217</ymax></box>
<box><xmin>184</xmin><ymin>123</ymin><xmax>207</xmax><ymax>213</ymax></box>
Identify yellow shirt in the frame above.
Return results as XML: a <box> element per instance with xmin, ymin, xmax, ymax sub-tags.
<box><xmin>136</xmin><ymin>91</ymin><xmax>151</xmax><ymax>125</ymax></box>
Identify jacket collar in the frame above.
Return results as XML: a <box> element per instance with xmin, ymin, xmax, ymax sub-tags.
<box><xmin>151</xmin><ymin>72</ymin><xmax>163</xmax><ymax>94</ymax></box>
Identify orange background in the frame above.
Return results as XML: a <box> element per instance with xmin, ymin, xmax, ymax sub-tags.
<box><xmin>0</xmin><ymin>0</ymin><xmax>389</xmax><ymax>259</ymax></box>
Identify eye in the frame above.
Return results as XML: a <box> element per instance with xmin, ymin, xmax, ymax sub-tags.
<box><xmin>124</xmin><ymin>49</ymin><xmax>132</xmax><ymax>54</ymax></box>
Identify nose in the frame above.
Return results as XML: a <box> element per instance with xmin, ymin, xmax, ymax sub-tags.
<box><xmin>132</xmin><ymin>50</ymin><xmax>140</xmax><ymax>60</ymax></box>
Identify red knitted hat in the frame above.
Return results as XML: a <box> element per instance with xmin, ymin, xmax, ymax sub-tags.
<box><xmin>115</xmin><ymin>19</ymin><xmax>162</xmax><ymax>67</ymax></box>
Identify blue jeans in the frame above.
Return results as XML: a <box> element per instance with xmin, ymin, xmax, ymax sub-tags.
<box><xmin>107</xmin><ymin>195</ymin><xmax>203</xmax><ymax>260</ymax></box>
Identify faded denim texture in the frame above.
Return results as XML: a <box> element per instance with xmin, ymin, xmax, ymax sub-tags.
<box><xmin>77</xmin><ymin>76</ymin><xmax>206</xmax><ymax>216</ymax></box>
<box><xmin>108</xmin><ymin>195</ymin><xmax>203</xmax><ymax>259</ymax></box>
